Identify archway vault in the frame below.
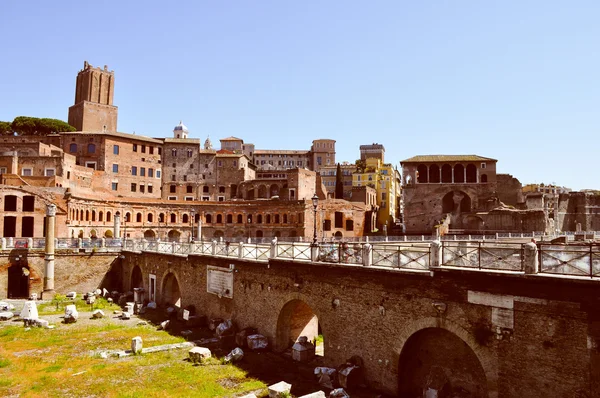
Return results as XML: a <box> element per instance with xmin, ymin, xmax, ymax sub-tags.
<box><xmin>273</xmin><ymin>292</ymin><xmax>326</xmax><ymax>354</ymax></box>
<box><xmin>395</xmin><ymin>317</ymin><xmax>498</xmax><ymax>398</ymax></box>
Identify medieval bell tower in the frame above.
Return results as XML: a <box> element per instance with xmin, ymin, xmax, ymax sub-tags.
<box><xmin>68</xmin><ymin>61</ymin><xmax>118</xmax><ymax>132</ymax></box>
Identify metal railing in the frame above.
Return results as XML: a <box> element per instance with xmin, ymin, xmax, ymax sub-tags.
<box><xmin>441</xmin><ymin>241</ymin><xmax>524</xmax><ymax>271</ymax></box>
<box><xmin>372</xmin><ymin>244</ymin><xmax>430</xmax><ymax>270</ymax></box>
<box><xmin>277</xmin><ymin>242</ymin><xmax>312</xmax><ymax>262</ymax></box>
<box><xmin>539</xmin><ymin>244</ymin><xmax>600</xmax><ymax>278</ymax></box>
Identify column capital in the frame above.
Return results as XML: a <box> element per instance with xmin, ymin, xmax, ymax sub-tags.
<box><xmin>46</xmin><ymin>204</ymin><xmax>57</xmax><ymax>217</ymax></box>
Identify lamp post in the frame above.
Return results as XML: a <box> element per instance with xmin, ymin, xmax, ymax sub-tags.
<box><xmin>190</xmin><ymin>209</ymin><xmax>196</xmax><ymax>242</ymax></box>
<box><xmin>311</xmin><ymin>193</ymin><xmax>319</xmax><ymax>245</ymax></box>
<box><xmin>247</xmin><ymin>217</ymin><xmax>251</xmax><ymax>243</ymax></box>
<box><xmin>198</xmin><ymin>214</ymin><xmax>203</xmax><ymax>242</ymax></box>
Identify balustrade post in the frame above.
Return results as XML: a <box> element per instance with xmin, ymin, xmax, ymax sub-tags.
<box><xmin>362</xmin><ymin>243</ymin><xmax>373</xmax><ymax>266</ymax></box>
<box><xmin>238</xmin><ymin>242</ymin><xmax>244</xmax><ymax>259</ymax></box>
<box><xmin>430</xmin><ymin>240</ymin><xmax>442</xmax><ymax>267</ymax></box>
<box><xmin>101</xmin><ymin>238</ymin><xmax>106</xmax><ymax>248</ymax></box>
<box><xmin>0</xmin><ymin>238</ymin><xmax>5</xmax><ymax>250</ymax></box>
<box><xmin>523</xmin><ymin>242</ymin><xmax>539</xmax><ymax>274</ymax></box>
<box><xmin>270</xmin><ymin>238</ymin><xmax>277</xmax><ymax>259</ymax></box>
<box><xmin>211</xmin><ymin>240</ymin><xmax>217</xmax><ymax>256</ymax></box>
<box><xmin>311</xmin><ymin>243</ymin><xmax>319</xmax><ymax>262</ymax></box>
<box><xmin>27</xmin><ymin>238</ymin><xmax>33</xmax><ymax>249</ymax></box>
<box><xmin>171</xmin><ymin>241</ymin><xmax>176</xmax><ymax>254</ymax></box>
<box><xmin>77</xmin><ymin>238</ymin><xmax>82</xmax><ymax>249</ymax></box>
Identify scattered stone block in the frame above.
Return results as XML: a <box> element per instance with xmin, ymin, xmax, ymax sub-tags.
<box><xmin>125</xmin><ymin>302</ymin><xmax>135</xmax><ymax>314</ymax></box>
<box><xmin>121</xmin><ymin>312</ymin><xmax>131</xmax><ymax>320</ymax></box>
<box><xmin>315</xmin><ymin>367</ymin><xmax>336</xmax><ymax>389</ymax></box>
<box><xmin>20</xmin><ymin>301</ymin><xmax>39</xmax><ymax>320</ymax></box>
<box><xmin>238</xmin><ymin>394</ymin><xmax>257</xmax><ymax>398</ymax></box>
<box><xmin>107</xmin><ymin>298</ymin><xmax>113</xmax><ymax>303</ymax></box>
<box><xmin>299</xmin><ymin>392</ymin><xmax>326</xmax><ymax>398</ymax></box>
<box><xmin>147</xmin><ymin>301</ymin><xmax>157</xmax><ymax>309</ymax></box>
<box><xmin>216</xmin><ymin>319</ymin><xmax>235</xmax><ymax>338</ymax></box>
<box><xmin>224</xmin><ymin>347</ymin><xmax>244</xmax><ymax>363</ymax></box>
<box><xmin>181</xmin><ymin>330</ymin><xmax>193</xmax><ymax>338</ymax></box>
<box><xmin>159</xmin><ymin>320</ymin><xmax>170</xmax><ymax>330</ymax></box>
<box><xmin>64</xmin><ymin>304</ymin><xmax>78</xmax><ymax>323</ymax></box>
<box><xmin>35</xmin><ymin>319</ymin><xmax>49</xmax><ymax>328</ymax></box>
<box><xmin>92</xmin><ymin>309</ymin><xmax>105</xmax><ymax>319</ymax></box>
<box><xmin>131</xmin><ymin>336</ymin><xmax>143</xmax><ymax>354</ymax></box>
<box><xmin>247</xmin><ymin>334</ymin><xmax>269</xmax><ymax>351</ymax></box>
<box><xmin>44</xmin><ymin>323</ymin><xmax>55</xmax><ymax>329</ymax></box>
<box><xmin>0</xmin><ymin>312</ymin><xmax>14</xmax><ymax>321</ymax></box>
<box><xmin>134</xmin><ymin>303</ymin><xmax>143</xmax><ymax>315</ymax></box>
<box><xmin>166</xmin><ymin>306</ymin><xmax>177</xmax><ymax>316</ymax></box>
<box><xmin>95</xmin><ymin>289</ymin><xmax>102</xmax><ymax>296</ymax></box>
<box><xmin>268</xmin><ymin>381</ymin><xmax>292</xmax><ymax>398</ymax></box>
<box><xmin>0</xmin><ymin>302</ymin><xmax>14</xmax><ymax>311</ymax></box>
<box><xmin>99</xmin><ymin>352</ymin><xmax>108</xmax><ymax>359</ymax></box>
<box><xmin>102</xmin><ymin>288</ymin><xmax>109</xmax><ymax>297</ymax></box>
<box><xmin>329</xmin><ymin>389</ymin><xmax>350</xmax><ymax>398</ymax></box>
<box><xmin>182</xmin><ymin>309</ymin><xmax>189</xmax><ymax>321</ymax></box>
<box><xmin>66</xmin><ymin>292</ymin><xmax>77</xmax><ymax>300</ymax></box>
<box><xmin>338</xmin><ymin>365</ymin><xmax>363</xmax><ymax>389</ymax></box>
<box><xmin>235</xmin><ymin>327</ymin><xmax>258</xmax><ymax>347</ymax></box>
<box><xmin>137</xmin><ymin>321</ymin><xmax>147</xmax><ymax>326</ymax></box>
<box><xmin>292</xmin><ymin>336</ymin><xmax>315</xmax><ymax>362</ymax></box>
<box><xmin>188</xmin><ymin>347</ymin><xmax>211</xmax><ymax>364</ymax></box>
<box><xmin>86</xmin><ymin>295</ymin><xmax>96</xmax><ymax>305</ymax></box>
<box><xmin>208</xmin><ymin>317</ymin><xmax>224</xmax><ymax>331</ymax></box>
<box><xmin>113</xmin><ymin>310</ymin><xmax>122</xmax><ymax>315</ymax></box>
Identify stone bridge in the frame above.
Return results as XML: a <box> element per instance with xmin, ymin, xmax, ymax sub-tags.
<box><xmin>118</xmin><ymin>240</ymin><xmax>600</xmax><ymax>397</ymax></box>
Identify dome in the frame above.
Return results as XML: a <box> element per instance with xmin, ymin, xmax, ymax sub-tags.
<box><xmin>173</xmin><ymin>120</ymin><xmax>188</xmax><ymax>133</ymax></box>
<box><xmin>204</xmin><ymin>136</ymin><xmax>213</xmax><ymax>150</ymax></box>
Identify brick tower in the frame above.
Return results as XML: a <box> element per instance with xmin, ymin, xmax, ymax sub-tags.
<box><xmin>68</xmin><ymin>61</ymin><xmax>118</xmax><ymax>132</ymax></box>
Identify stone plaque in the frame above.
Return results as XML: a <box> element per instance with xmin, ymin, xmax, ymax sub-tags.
<box><xmin>207</xmin><ymin>265</ymin><xmax>233</xmax><ymax>298</ymax></box>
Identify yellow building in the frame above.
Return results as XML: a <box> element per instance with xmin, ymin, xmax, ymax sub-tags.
<box><xmin>352</xmin><ymin>158</ymin><xmax>400</xmax><ymax>232</ymax></box>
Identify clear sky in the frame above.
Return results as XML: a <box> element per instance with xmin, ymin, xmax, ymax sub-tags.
<box><xmin>1</xmin><ymin>1</ymin><xmax>598</xmax><ymax>190</ymax></box>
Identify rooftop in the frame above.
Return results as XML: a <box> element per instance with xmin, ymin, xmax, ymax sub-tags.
<box><xmin>401</xmin><ymin>155</ymin><xmax>497</xmax><ymax>163</ymax></box>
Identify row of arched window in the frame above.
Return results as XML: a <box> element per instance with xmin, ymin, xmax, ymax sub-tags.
<box><xmin>415</xmin><ymin>164</ymin><xmax>487</xmax><ymax>184</ymax></box>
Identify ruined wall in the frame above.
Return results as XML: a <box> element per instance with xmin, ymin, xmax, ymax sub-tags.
<box><xmin>122</xmin><ymin>252</ymin><xmax>599</xmax><ymax>397</ymax></box>
<box><xmin>0</xmin><ymin>251</ymin><xmax>118</xmax><ymax>298</ymax></box>
<box><xmin>483</xmin><ymin>208</ymin><xmax>546</xmax><ymax>232</ymax></box>
<box><xmin>496</xmin><ymin>174</ymin><xmax>523</xmax><ymax>206</ymax></box>
<box><xmin>556</xmin><ymin>192</ymin><xmax>600</xmax><ymax>231</ymax></box>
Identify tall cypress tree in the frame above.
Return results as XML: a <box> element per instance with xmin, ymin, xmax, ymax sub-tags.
<box><xmin>335</xmin><ymin>163</ymin><xmax>344</xmax><ymax>199</ymax></box>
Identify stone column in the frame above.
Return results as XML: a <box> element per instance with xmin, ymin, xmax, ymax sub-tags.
<box><xmin>114</xmin><ymin>212</ymin><xmax>121</xmax><ymax>238</ymax></box>
<box><xmin>43</xmin><ymin>204</ymin><xmax>56</xmax><ymax>299</ymax></box>
<box><xmin>430</xmin><ymin>240</ymin><xmax>442</xmax><ymax>267</ymax></box>
<box><xmin>523</xmin><ymin>242</ymin><xmax>539</xmax><ymax>274</ymax></box>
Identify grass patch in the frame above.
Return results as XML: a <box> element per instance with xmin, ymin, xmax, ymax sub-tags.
<box><xmin>0</xmin><ymin>316</ymin><xmax>266</xmax><ymax>397</ymax></box>
<box><xmin>38</xmin><ymin>297</ymin><xmax>120</xmax><ymax>315</ymax></box>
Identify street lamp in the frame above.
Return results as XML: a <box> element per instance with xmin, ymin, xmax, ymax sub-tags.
<box><xmin>311</xmin><ymin>193</ymin><xmax>319</xmax><ymax>245</ymax></box>
<box><xmin>247</xmin><ymin>216</ymin><xmax>251</xmax><ymax>243</ymax></box>
<box><xmin>190</xmin><ymin>209</ymin><xmax>196</xmax><ymax>242</ymax></box>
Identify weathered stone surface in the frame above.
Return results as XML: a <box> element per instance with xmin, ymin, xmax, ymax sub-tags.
<box><xmin>224</xmin><ymin>347</ymin><xmax>244</xmax><ymax>362</ymax></box>
<box><xmin>235</xmin><ymin>327</ymin><xmax>258</xmax><ymax>347</ymax></box>
<box><xmin>125</xmin><ymin>302</ymin><xmax>135</xmax><ymax>314</ymax></box>
<box><xmin>29</xmin><ymin>293</ymin><xmax>37</xmax><ymax>301</ymax></box>
<box><xmin>121</xmin><ymin>312</ymin><xmax>131</xmax><ymax>320</ymax></box>
<box><xmin>315</xmin><ymin>367</ymin><xmax>336</xmax><ymax>389</ymax></box>
<box><xmin>35</xmin><ymin>319</ymin><xmax>49</xmax><ymax>328</ymax></box>
<box><xmin>188</xmin><ymin>347</ymin><xmax>211</xmax><ymax>364</ymax></box>
<box><xmin>131</xmin><ymin>336</ymin><xmax>143</xmax><ymax>354</ymax></box>
<box><xmin>95</xmin><ymin>288</ymin><xmax>102</xmax><ymax>296</ymax></box>
<box><xmin>92</xmin><ymin>309</ymin><xmax>105</xmax><ymax>319</ymax></box>
<box><xmin>329</xmin><ymin>388</ymin><xmax>350</xmax><ymax>398</ymax></box>
<box><xmin>107</xmin><ymin>298</ymin><xmax>113</xmax><ymax>303</ymax></box>
<box><xmin>208</xmin><ymin>318</ymin><xmax>224</xmax><ymax>331</ymax></box>
<box><xmin>0</xmin><ymin>302</ymin><xmax>14</xmax><ymax>311</ymax></box>
<box><xmin>0</xmin><ymin>311</ymin><xmax>14</xmax><ymax>321</ymax></box>
<box><xmin>292</xmin><ymin>336</ymin><xmax>315</xmax><ymax>362</ymax></box>
<box><xmin>20</xmin><ymin>301</ymin><xmax>39</xmax><ymax>320</ymax></box>
<box><xmin>268</xmin><ymin>381</ymin><xmax>292</xmax><ymax>398</ymax></box>
<box><xmin>147</xmin><ymin>301</ymin><xmax>157</xmax><ymax>309</ymax></box>
<box><xmin>247</xmin><ymin>334</ymin><xmax>268</xmax><ymax>351</ymax></box>
<box><xmin>64</xmin><ymin>304</ymin><xmax>78</xmax><ymax>323</ymax></box>
<box><xmin>86</xmin><ymin>295</ymin><xmax>96</xmax><ymax>305</ymax></box>
<box><xmin>216</xmin><ymin>319</ymin><xmax>235</xmax><ymax>337</ymax></box>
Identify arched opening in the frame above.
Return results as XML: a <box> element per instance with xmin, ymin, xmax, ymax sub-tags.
<box><xmin>147</xmin><ymin>213</ymin><xmax>153</xmax><ymax>223</ymax></box>
<box><xmin>159</xmin><ymin>213</ymin><xmax>165</xmax><ymax>223</ymax></box>
<box><xmin>216</xmin><ymin>214</ymin><xmax>223</xmax><ymax>223</ymax></box>
<box><xmin>256</xmin><ymin>230</ymin><xmax>263</xmax><ymax>238</ymax></box>
<box><xmin>131</xmin><ymin>265</ymin><xmax>143</xmax><ymax>290</ymax></box>
<box><xmin>266</xmin><ymin>215</ymin><xmax>271</xmax><ymax>224</ymax></box>
<box><xmin>417</xmin><ymin>164</ymin><xmax>428</xmax><ymax>183</ymax></box>
<box><xmin>441</xmin><ymin>164</ymin><xmax>452</xmax><ymax>183</ymax></box>
<box><xmin>8</xmin><ymin>262</ymin><xmax>29</xmax><ymax>298</ymax></box>
<box><xmin>125</xmin><ymin>212</ymin><xmax>131</xmax><ymax>223</ymax></box>
<box><xmin>466</xmin><ymin>164</ymin><xmax>477</xmax><ymax>183</ymax></box>
<box><xmin>429</xmin><ymin>164</ymin><xmax>440</xmax><ymax>183</ymax></box>
<box><xmin>270</xmin><ymin>184</ymin><xmax>279</xmax><ymax>197</ymax></box>
<box><xmin>398</xmin><ymin>328</ymin><xmax>488</xmax><ymax>397</ymax></box>
<box><xmin>206</xmin><ymin>214</ymin><xmax>212</xmax><ymax>223</ymax></box>
<box><xmin>99</xmin><ymin>211</ymin><xmax>104</xmax><ymax>222</ymax></box>
<box><xmin>170</xmin><ymin>213</ymin><xmax>177</xmax><ymax>223</ymax></box>
<box><xmin>442</xmin><ymin>191</ymin><xmax>472</xmax><ymax>214</ymax></box>
<box><xmin>90</xmin><ymin>229</ymin><xmax>98</xmax><ymax>238</ymax></box>
<box><xmin>104</xmin><ymin>230</ymin><xmax>113</xmax><ymax>238</ymax></box>
<box><xmin>182</xmin><ymin>214</ymin><xmax>189</xmax><ymax>224</ymax></box>
<box><xmin>481</xmin><ymin>174</ymin><xmax>488</xmax><ymax>183</ymax></box>
<box><xmin>465</xmin><ymin>216</ymin><xmax>484</xmax><ymax>231</ymax></box>
<box><xmin>161</xmin><ymin>272</ymin><xmax>182</xmax><ymax>308</ymax></box>
<box><xmin>247</xmin><ymin>188</ymin><xmax>255</xmax><ymax>200</ymax></box>
<box><xmin>258</xmin><ymin>185</ymin><xmax>267</xmax><ymax>198</ymax></box>
<box><xmin>79</xmin><ymin>210</ymin><xmax>84</xmax><ymax>220</ymax></box>
<box><xmin>334</xmin><ymin>231</ymin><xmax>343</xmax><ymax>238</ymax></box>
<box><xmin>107</xmin><ymin>211</ymin><xmax>112</xmax><ymax>222</ymax></box>
<box><xmin>144</xmin><ymin>230</ymin><xmax>156</xmax><ymax>240</ymax></box>
<box><xmin>167</xmin><ymin>230</ymin><xmax>181</xmax><ymax>242</ymax></box>
<box><xmin>275</xmin><ymin>214</ymin><xmax>280</xmax><ymax>224</ymax></box>
<box><xmin>226</xmin><ymin>214</ymin><xmax>233</xmax><ymax>223</ymax></box>
<box><xmin>237</xmin><ymin>214</ymin><xmax>243</xmax><ymax>223</ymax></box>
<box><xmin>275</xmin><ymin>299</ymin><xmax>323</xmax><ymax>357</ymax></box>
<box><xmin>257</xmin><ymin>215</ymin><xmax>263</xmax><ymax>224</ymax></box>
<box><xmin>454</xmin><ymin>164</ymin><xmax>465</xmax><ymax>183</ymax></box>
<box><xmin>213</xmin><ymin>230</ymin><xmax>224</xmax><ymax>239</ymax></box>
<box><xmin>86</xmin><ymin>210</ymin><xmax>90</xmax><ymax>221</ymax></box>
<box><xmin>136</xmin><ymin>213</ymin><xmax>142</xmax><ymax>223</ymax></box>
<box><xmin>92</xmin><ymin>211</ymin><xmax>96</xmax><ymax>222</ymax></box>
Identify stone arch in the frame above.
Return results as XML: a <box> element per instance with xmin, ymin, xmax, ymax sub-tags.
<box><xmin>106</xmin><ymin>211</ymin><xmax>112</xmax><ymax>222</ymax></box>
<box><xmin>417</xmin><ymin>164</ymin><xmax>428</xmax><ymax>183</ymax></box>
<box><xmin>226</xmin><ymin>214</ymin><xmax>233</xmax><ymax>223</ymax></box>
<box><xmin>429</xmin><ymin>164</ymin><xmax>440</xmax><ymax>183</ymax></box>
<box><xmin>104</xmin><ymin>230</ymin><xmax>113</xmax><ymax>238</ymax></box>
<box><xmin>130</xmin><ymin>265</ymin><xmax>143</xmax><ymax>290</ymax></box>
<box><xmin>270</xmin><ymin>184</ymin><xmax>279</xmax><ymax>197</ymax></box>
<box><xmin>216</xmin><ymin>214</ymin><xmax>223</xmax><ymax>223</ymax></box>
<box><xmin>237</xmin><ymin>214</ymin><xmax>243</xmax><ymax>224</ymax></box>
<box><xmin>182</xmin><ymin>214</ymin><xmax>189</xmax><ymax>224</ymax></box>
<box><xmin>334</xmin><ymin>231</ymin><xmax>343</xmax><ymax>238</ymax></box>
<box><xmin>167</xmin><ymin>230</ymin><xmax>180</xmax><ymax>241</ymax></box>
<box><xmin>86</xmin><ymin>210</ymin><xmax>90</xmax><ymax>221</ymax></box>
<box><xmin>466</xmin><ymin>163</ymin><xmax>477</xmax><ymax>183</ymax></box>
<box><xmin>99</xmin><ymin>211</ymin><xmax>104</xmax><ymax>222</ymax></box>
<box><xmin>442</xmin><ymin>191</ymin><xmax>472</xmax><ymax>214</ymax></box>
<box><xmin>90</xmin><ymin>229</ymin><xmax>97</xmax><ymax>238</ymax></box>
<box><xmin>161</xmin><ymin>271</ymin><xmax>182</xmax><ymax>308</ymax></box>
<box><xmin>136</xmin><ymin>212</ymin><xmax>142</xmax><ymax>223</ymax></box>
<box><xmin>7</xmin><ymin>261</ymin><xmax>29</xmax><ymax>298</ymax></box>
<box><xmin>258</xmin><ymin>185</ymin><xmax>267</xmax><ymax>198</ymax></box>
<box><xmin>92</xmin><ymin>210</ymin><xmax>96</xmax><ymax>222</ymax></box>
<box><xmin>275</xmin><ymin>298</ymin><xmax>322</xmax><ymax>355</ymax></box>
<box><xmin>396</xmin><ymin>317</ymin><xmax>496</xmax><ymax>398</ymax></box>
<box><xmin>454</xmin><ymin>164</ymin><xmax>465</xmax><ymax>183</ymax></box>
<box><xmin>170</xmin><ymin>213</ymin><xmax>177</xmax><ymax>223</ymax></box>
<box><xmin>213</xmin><ymin>230</ymin><xmax>224</xmax><ymax>239</ymax></box>
<box><xmin>144</xmin><ymin>229</ymin><xmax>156</xmax><ymax>239</ymax></box>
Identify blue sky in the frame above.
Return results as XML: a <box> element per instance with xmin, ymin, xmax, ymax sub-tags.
<box><xmin>1</xmin><ymin>1</ymin><xmax>598</xmax><ymax>190</ymax></box>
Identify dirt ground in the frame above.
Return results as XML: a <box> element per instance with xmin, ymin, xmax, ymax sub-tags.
<box><xmin>2</xmin><ymin>299</ymin><xmax>387</xmax><ymax>398</ymax></box>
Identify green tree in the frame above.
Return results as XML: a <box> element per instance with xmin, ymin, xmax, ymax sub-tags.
<box><xmin>355</xmin><ymin>159</ymin><xmax>366</xmax><ymax>173</ymax></box>
<box><xmin>11</xmin><ymin>116</ymin><xmax>75</xmax><ymax>136</ymax></box>
<box><xmin>0</xmin><ymin>121</ymin><xmax>12</xmax><ymax>135</ymax></box>
<box><xmin>335</xmin><ymin>163</ymin><xmax>344</xmax><ymax>199</ymax></box>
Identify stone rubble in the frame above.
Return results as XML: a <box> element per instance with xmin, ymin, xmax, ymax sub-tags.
<box><xmin>188</xmin><ymin>347</ymin><xmax>212</xmax><ymax>364</ymax></box>
<box><xmin>0</xmin><ymin>312</ymin><xmax>14</xmax><ymax>321</ymax></box>
<box><xmin>247</xmin><ymin>334</ymin><xmax>269</xmax><ymax>351</ymax></box>
<box><xmin>224</xmin><ymin>347</ymin><xmax>244</xmax><ymax>363</ymax></box>
<box><xmin>20</xmin><ymin>301</ymin><xmax>39</xmax><ymax>320</ymax></box>
<box><xmin>0</xmin><ymin>302</ymin><xmax>15</xmax><ymax>311</ymax></box>
<box><xmin>64</xmin><ymin>304</ymin><xmax>79</xmax><ymax>323</ymax></box>
<box><xmin>329</xmin><ymin>388</ymin><xmax>350</xmax><ymax>398</ymax></box>
<box><xmin>268</xmin><ymin>381</ymin><xmax>292</xmax><ymax>398</ymax></box>
<box><xmin>235</xmin><ymin>327</ymin><xmax>258</xmax><ymax>347</ymax></box>
<box><xmin>159</xmin><ymin>320</ymin><xmax>170</xmax><ymax>330</ymax></box>
<box><xmin>315</xmin><ymin>367</ymin><xmax>337</xmax><ymax>389</ymax></box>
<box><xmin>66</xmin><ymin>292</ymin><xmax>77</xmax><ymax>300</ymax></box>
<box><xmin>299</xmin><ymin>392</ymin><xmax>326</xmax><ymax>398</ymax></box>
<box><xmin>292</xmin><ymin>335</ymin><xmax>315</xmax><ymax>362</ymax></box>
<box><xmin>121</xmin><ymin>312</ymin><xmax>131</xmax><ymax>320</ymax></box>
<box><xmin>92</xmin><ymin>309</ymin><xmax>105</xmax><ymax>319</ymax></box>
<box><xmin>131</xmin><ymin>336</ymin><xmax>143</xmax><ymax>354</ymax></box>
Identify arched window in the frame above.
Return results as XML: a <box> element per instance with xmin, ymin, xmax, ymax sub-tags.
<box><xmin>147</xmin><ymin>213</ymin><xmax>153</xmax><ymax>222</ymax></box>
<box><xmin>247</xmin><ymin>215</ymin><xmax>252</xmax><ymax>223</ymax></box>
<box><xmin>170</xmin><ymin>213</ymin><xmax>177</xmax><ymax>223</ymax></box>
<box><xmin>275</xmin><ymin>214</ymin><xmax>280</xmax><ymax>224</ymax></box>
<box><xmin>283</xmin><ymin>214</ymin><xmax>288</xmax><ymax>224</ymax></box>
<box><xmin>226</xmin><ymin>214</ymin><xmax>233</xmax><ymax>223</ymax></box>
<box><xmin>98</xmin><ymin>211</ymin><xmax>103</xmax><ymax>222</ymax></box>
<box><xmin>136</xmin><ymin>213</ymin><xmax>142</xmax><ymax>223</ymax></box>
<box><xmin>87</xmin><ymin>143</ymin><xmax>96</xmax><ymax>153</ymax></box>
<box><xmin>106</xmin><ymin>211</ymin><xmax>112</xmax><ymax>222</ymax></box>
<box><xmin>92</xmin><ymin>210</ymin><xmax>96</xmax><ymax>222</ymax></box>
<box><xmin>86</xmin><ymin>210</ymin><xmax>90</xmax><ymax>221</ymax></box>
<box><xmin>182</xmin><ymin>214</ymin><xmax>189</xmax><ymax>223</ymax></box>
<box><xmin>203</xmin><ymin>186</ymin><xmax>209</xmax><ymax>193</ymax></box>
<box><xmin>266</xmin><ymin>215</ymin><xmax>271</xmax><ymax>224</ymax></box>
<box><xmin>417</xmin><ymin>164</ymin><xmax>428</xmax><ymax>183</ymax></box>
<box><xmin>257</xmin><ymin>215</ymin><xmax>263</xmax><ymax>224</ymax></box>
<box><xmin>205</xmin><ymin>214</ymin><xmax>212</xmax><ymax>223</ymax></box>
<box><xmin>125</xmin><ymin>212</ymin><xmax>131</xmax><ymax>222</ymax></box>
<box><xmin>454</xmin><ymin>164</ymin><xmax>465</xmax><ymax>183</ymax></box>
<box><xmin>237</xmin><ymin>214</ymin><xmax>243</xmax><ymax>223</ymax></box>
<box><xmin>429</xmin><ymin>165</ymin><xmax>440</xmax><ymax>183</ymax></box>
<box><xmin>466</xmin><ymin>164</ymin><xmax>477</xmax><ymax>183</ymax></box>
<box><xmin>216</xmin><ymin>214</ymin><xmax>223</xmax><ymax>223</ymax></box>
<box><xmin>159</xmin><ymin>213</ymin><xmax>165</xmax><ymax>223</ymax></box>
<box><xmin>194</xmin><ymin>213</ymin><xmax>200</xmax><ymax>223</ymax></box>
